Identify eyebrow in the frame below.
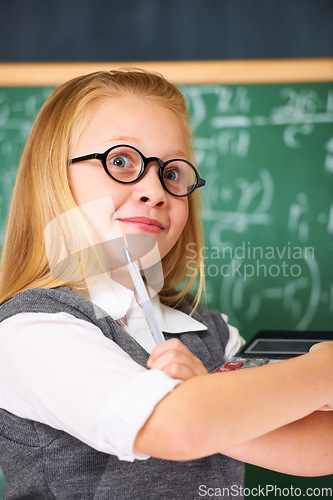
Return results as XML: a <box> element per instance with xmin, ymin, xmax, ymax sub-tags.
<box><xmin>103</xmin><ymin>138</ymin><xmax>189</xmax><ymax>159</ymax></box>
<box><xmin>103</xmin><ymin>136</ymin><xmax>138</xmax><ymax>145</ymax></box>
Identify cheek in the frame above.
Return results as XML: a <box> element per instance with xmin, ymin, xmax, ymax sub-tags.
<box><xmin>171</xmin><ymin>199</ymin><xmax>189</xmax><ymax>237</ymax></box>
<box><xmin>69</xmin><ymin>196</ymin><xmax>122</xmax><ymax>254</ymax></box>
<box><xmin>69</xmin><ymin>165</ymin><xmax>122</xmax><ymax>207</ymax></box>
<box><xmin>160</xmin><ymin>201</ymin><xmax>188</xmax><ymax>259</ymax></box>
<box><xmin>180</xmin><ymin>198</ymin><xmax>189</xmax><ymax>225</ymax></box>
<box><xmin>68</xmin><ymin>167</ymin><xmax>103</xmax><ymax>206</ymax></box>
<box><xmin>68</xmin><ymin>168</ymin><xmax>126</xmax><ymax>242</ymax></box>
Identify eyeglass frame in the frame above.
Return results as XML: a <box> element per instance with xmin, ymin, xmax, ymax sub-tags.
<box><xmin>68</xmin><ymin>144</ymin><xmax>206</xmax><ymax>198</ymax></box>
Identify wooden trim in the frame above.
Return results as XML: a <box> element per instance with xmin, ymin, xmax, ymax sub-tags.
<box><xmin>0</xmin><ymin>59</ymin><xmax>332</xmax><ymax>86</ymax></box>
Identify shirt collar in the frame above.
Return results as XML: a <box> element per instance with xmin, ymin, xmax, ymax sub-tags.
<box><xmin>150</xmin><ymin>294</ymin><xmax>206</xmax><ymax>334</ymax></box>
<box><xmin>86</xmin><ymin>274</ymin><xmax>207</xmax><ymax>334</ymax></box>
<box><xmin>87</xmin><ymin>274</ymin><xmax>136</xmax><ymax>321</ymax></box>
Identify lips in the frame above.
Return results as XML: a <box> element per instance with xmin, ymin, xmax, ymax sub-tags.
<box><xmin>117</xmin><ymin>216</ymin><xmax>165</xmax><ymax>232</ymax></box>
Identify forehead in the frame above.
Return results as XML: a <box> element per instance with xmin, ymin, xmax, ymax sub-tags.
<box><xmin>74</xmin><ymin>95</ymin><xmax>190</xmax><ymax>155</ymax></box>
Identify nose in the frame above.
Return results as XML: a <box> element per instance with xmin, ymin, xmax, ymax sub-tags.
<box><xmin>133</xmin><ymin>163</ymin><xmax>167</xmax><ymax>207</ymax></box>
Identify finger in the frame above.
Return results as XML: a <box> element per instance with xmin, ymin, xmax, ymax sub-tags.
<box><xmin>149</xmin><ymin>350</ymin><xmax>197</xmax><ymax>371</ymax></box>
<box><xmin>154</xmin><ymin>361</ymin><xmax>198</xmax><ymax>381</ymax></box>
<box><xmin>147</xmin><ymin>338</ymin><xmax>193</xmax><ymax>366</ymax></box>
<box><xmin>149</xmin><ymin>350</ymin><xmax>207</xmax><ymax>376</ymax></box>
<box><xmin>309</xmin><ymin>341</ymin><xmax>333</xmax><ymax>353</ymax></box>
<box><xmin>309</xmin><ymin>342</ymin><xmax>322</xmax><ymax>353</ymax></box>
<box><xmin>149</xmin><ymin>338</ymin><xmax>192</xmax><ymax>359</ymax></box>
<box><xmin>317</xmin><ymin>402</ymin><xmax>333</xmax><ymax>411</ymax></box>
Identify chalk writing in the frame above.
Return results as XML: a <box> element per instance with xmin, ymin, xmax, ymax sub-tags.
<box><xmin>288</xmin><ymin>193</ymin><xmax>310</xmax><ymax>243</ymax></box>
<box><xmin>219</xmin><ymin>254</ymin><xmax>322</xmax><ymax>330</ymax></box>
<box><xmin>325</xmin><ymin>136</ymin><xmax>333</xmax><ymax>173</ymax></box>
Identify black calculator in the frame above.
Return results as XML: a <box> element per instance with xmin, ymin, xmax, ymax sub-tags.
<box><xmin>215</xmin><ymin>330</ymin><xmax>333</xmax><ymax>372</ymax></box>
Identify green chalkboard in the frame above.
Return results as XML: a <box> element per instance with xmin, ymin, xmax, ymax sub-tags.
<box><xmin>0</xmin><ymin>82</ymin><xmax>333</xmax><ymax>496</ymax></box>
<box><xmin>180</xmin><ymin>82</ymin><xmax>333</xmax><ymax>337</ymax></box>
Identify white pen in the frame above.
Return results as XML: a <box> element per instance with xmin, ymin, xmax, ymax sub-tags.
<box><xmin>123</xmin><ymin>244</ymin><xmax>165</xmax><ymax>344</ymax></box>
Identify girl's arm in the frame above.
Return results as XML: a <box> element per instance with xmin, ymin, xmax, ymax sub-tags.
<box><xmin>224</xmin><ymin>410</ymin><xmax>333</xmax><ymax>477</ymax></box>
<box><xmin>134</xmin><ymin>342</ymin><xmax>333</xmax><ymax>475</ymax></box>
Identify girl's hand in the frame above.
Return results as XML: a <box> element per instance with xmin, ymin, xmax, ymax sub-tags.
<box><xmin>147</xmin><ymin>338</ymin><xmax>208</xmax><ymax>381</ymax></box>
<box><xmin>309</xmin><ymin>342</ymin><xmax>333</xmax><ymax>410</ymax></box>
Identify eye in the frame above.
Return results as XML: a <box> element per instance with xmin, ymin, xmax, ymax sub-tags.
<box><xmin>164</xmin><ymin>168</ymin><xmax>180</xmax><ymax>182</ymax></box>
<box><xmin>110</xmin><ymin>155</ymin><xmax>131</xmax><ymax>169</ymax></box>
<box><xmin>106</xmin><ymin>147</ymin><xmax>142</xmax><ymax>181</ymax></box>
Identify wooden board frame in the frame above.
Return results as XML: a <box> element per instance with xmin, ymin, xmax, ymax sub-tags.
<box><xmin>0</xmin><ymin>58</ymin><xmax>332</xmax><ymax>86</ymax></box>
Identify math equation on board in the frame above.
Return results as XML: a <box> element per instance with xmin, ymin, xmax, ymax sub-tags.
<box><xmin>181</xmin><ymin>83</ymin><xmax>333</xmax><ymax>336</ymax></box>
<box><xmin>0</xmin><ymin>83</ymin><xmax>333</xmax><ymax>337</ymax></box>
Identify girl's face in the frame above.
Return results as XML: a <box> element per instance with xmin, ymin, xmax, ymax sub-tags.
<box><xmin>68</xmin><ymin>96</ymin><xmax>190</xmax><ymax>261</ymax></box>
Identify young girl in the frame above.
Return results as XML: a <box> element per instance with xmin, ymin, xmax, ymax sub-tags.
<box><xmin>0</xmin><ymin>69</ymin><xmax>332</xmax><ymax>500</ymax></box>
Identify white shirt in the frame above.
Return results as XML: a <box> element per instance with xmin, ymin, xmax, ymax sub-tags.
<box><xmin>0</xmin><ymin>279</ymin><xmax>244</xmax><ymax>461</ymax></box>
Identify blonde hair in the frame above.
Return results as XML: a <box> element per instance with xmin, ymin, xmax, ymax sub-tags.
<box><xmin>0</xmin><ymin>69</ymin><xmax>205</xmax><ymax>308</ymax></box>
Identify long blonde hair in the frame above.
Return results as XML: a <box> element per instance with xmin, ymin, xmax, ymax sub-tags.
<box><xmin>0</xmin><ymin>69</ymin><xmax>205</xmax><ymax>307</ymax></box>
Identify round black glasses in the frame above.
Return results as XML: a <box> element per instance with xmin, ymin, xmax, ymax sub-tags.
<box><xmin>69</xmin><ymin>144</ymin><xmax>206</xmax><ymax>197</ymax></box>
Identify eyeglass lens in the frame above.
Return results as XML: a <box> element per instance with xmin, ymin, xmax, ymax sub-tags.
<box><xmin>106</xmin><ymin>146</ymin><xmax>197</xmax><ymax>196</ymax></box>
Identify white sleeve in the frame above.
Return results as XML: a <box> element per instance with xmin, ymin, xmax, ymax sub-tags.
<box><xmin>221</xmin><ymin>313</ymin><xmax>246</xmax><ymax>361</ymax></box>
<box><xmin>0</xmin><ymin>312</ymin><xmax>181</xmax><ymax>462</ymax></box>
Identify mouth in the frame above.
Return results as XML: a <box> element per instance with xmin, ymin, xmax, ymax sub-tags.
<box><xmin>116</xmin><ymin>217</ymin><xmax>165</xmax><ymax>234</ymax></box>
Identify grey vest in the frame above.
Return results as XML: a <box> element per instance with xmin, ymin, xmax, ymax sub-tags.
<box><xmin>0</xmin><ymin>287</ymin><xmax>244</xmax><ymax>499</ymax></box>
